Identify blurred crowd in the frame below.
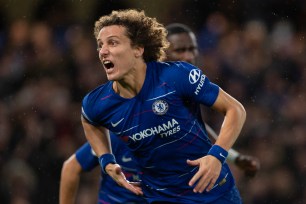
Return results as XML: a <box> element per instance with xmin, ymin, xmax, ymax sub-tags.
<box><xmin>0</xmin><ymin>1</ymin><xmax>305</xmax><ymax>204</ymax></box>
<box><xmin>197</xmin><ymin>12</ymin><xmax>306</xmax><ymax>204</ymax></box>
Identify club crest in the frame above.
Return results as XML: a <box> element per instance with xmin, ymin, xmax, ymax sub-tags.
<box><xmin>152</xmin><ymin>100</ymin><xmax>168</xmax><ymax>115</ymax></box>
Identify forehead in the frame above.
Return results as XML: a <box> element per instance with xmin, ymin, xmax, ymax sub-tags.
<box><xmin>97</xmin><ymin>25</ymin><xmax>128</xmax><ymax>41</ymax></box>
<box><xmin>167</xmin><ymin>32</ymin><xmax>197</xmax><ymax>48</ymax></box>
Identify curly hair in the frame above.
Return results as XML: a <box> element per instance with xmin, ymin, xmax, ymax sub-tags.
<box><xmin>94</xmin><ymin>9</ymin><xmax>169</xmax><ymax>62</ymax></box>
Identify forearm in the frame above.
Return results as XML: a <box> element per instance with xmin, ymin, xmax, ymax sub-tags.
<box><xmin>205</xmin><ymin>123</ymin><xmax>240</xmax><ymax>162</ymax></box>
<box><xmin>59</xmin><ymin>156</ymin><xmax>82</xmax><ymax>204</ymax></box>
<box><xmin>60</xmin><ymin>175</ymin><xmax>80</xmax><ymax>204</ymax></box>
<box><xmin>205</xmin><ymin>104</ymin><xmax>259</xmax><ymax>176</ymax></box>
<box><xmin>212</xmin><ymin>89</ymin><xmax>246</xmax><ymax>151</ymax></box>
<box><xmin>215</xmin><ymin>104</ymin><xmax>246</xmax><ymax>150</ymax></box>
<box><xmin>81</xmin><ymin>116</ymin><xmax>111</xmax><ymax>157</ymax></box>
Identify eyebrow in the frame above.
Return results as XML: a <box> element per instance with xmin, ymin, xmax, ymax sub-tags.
<box><xmin>97</xmin><ymin>35</ymin><xmax>120</xmax><ymax>42</ymax></box>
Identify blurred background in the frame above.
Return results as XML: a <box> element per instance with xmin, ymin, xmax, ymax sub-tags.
<box><xmin>0</xmin><ymin>0</ymin><xmax>305</xmax><ymax>203</ymax></box>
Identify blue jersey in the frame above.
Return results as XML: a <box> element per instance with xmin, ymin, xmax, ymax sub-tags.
<box><xmin>75</xmin><ymin>134</ymin><xmax>147</xmax><ymax>204</ymax></box>
<box><xmin>82</xmin><ymin>61</ymin><xmax>235</xmax><ymax>203</ymax></box>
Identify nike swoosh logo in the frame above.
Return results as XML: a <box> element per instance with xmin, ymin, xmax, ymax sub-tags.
<box><xmin>111</xmin><ymin>118</ymin><xmax>124</xmax><ymax>127</ymax></box>
<box><xmin>219</xmin><ymin>153</ymin><xmax>226</xmax><ymax>159</ymax></box>
<box><xmin>122</xmin><ymin>156</ymin><xmax>132</xmax><ymax>162</ymax></box>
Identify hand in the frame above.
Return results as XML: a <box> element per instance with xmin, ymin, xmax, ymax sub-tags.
<box><xmin>105</xmin><ymin>163</ymin><xmax>143</xmax><ymax>195</ymax></box>
<box><xmin>235</xmin><ymin>154</ymin><xmax>260</xmax><ymax>178</ymax></box>
<box><xmin>187</xmin><ymin>155</ymin><xmax>222</xmax><ymax>193</ymax></box>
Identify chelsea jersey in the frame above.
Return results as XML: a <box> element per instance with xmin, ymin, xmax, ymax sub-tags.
<box><xmin>82</xmin><ymin>61</ymin><xmax>235</xmax><ymax>203</ymax></box>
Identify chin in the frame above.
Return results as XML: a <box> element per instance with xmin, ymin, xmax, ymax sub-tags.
<box><xmin>106</xmin><ymin>74</ymin><xmax>120</xmax><ymax>81</ymax></box>
<box><xmin>106</xmin><ymin>75</ymin><xmax>115</xmax><ymax>81</ymax></box>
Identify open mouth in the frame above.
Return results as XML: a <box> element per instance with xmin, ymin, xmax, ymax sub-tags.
<box><xmin>103</xmin><ymin>60</ymin><xmax>114</xmax><ymax>69</ymax></box>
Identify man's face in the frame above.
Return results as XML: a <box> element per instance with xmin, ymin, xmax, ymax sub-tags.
<box><xmin>96</xmin><ymin>25</ymin><xmax>141</xmax><ymax>81</ymax></box>
<box><xmin>166</xmin><ymin>32</ymin><xmax>198</xmax><ymax>65</ymax></box>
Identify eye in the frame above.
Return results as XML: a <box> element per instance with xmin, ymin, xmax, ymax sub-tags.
<box><xmin>188</xmin><ymin>47</ymin><xmax>197</xmax><ymax>52</ymax></box>
<box><xmin>109</xmin><ymin>39</ymin><xmax>118</xmax><ymax>46</ymax></box>
<box><xmin>174</xmin><ymin>48</ymin><xmax>187</xmax><ymax>53</ymax></box>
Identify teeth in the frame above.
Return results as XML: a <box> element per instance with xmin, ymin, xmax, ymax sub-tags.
<box><xmin>103</xmin><ymin>60</ymin><xmax>114</xmax><ymax>69</ymax></box>
<box><xmin>103</xmin><ymin>60</ymin><xmax>111</xmax><ymax>65</ymax></box>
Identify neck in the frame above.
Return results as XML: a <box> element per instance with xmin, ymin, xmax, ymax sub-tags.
<box><xmin>113</xmin><ymin>61</ymin><xmax>147</xmax><ymax>98</ymax></box>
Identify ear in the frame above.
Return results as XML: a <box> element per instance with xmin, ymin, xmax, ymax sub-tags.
<box><xmin>134</xmin><ymin>46</ymin><xmax>144</xmax><ymax>58</ymax></box>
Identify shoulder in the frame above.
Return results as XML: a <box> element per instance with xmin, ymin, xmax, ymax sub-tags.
<box><xmin>148</xmin><ymin>61</ymin><xmax>197</xmax><ymax>80</ymax></box>
<box><xmin>149</xmin><ymin>61</ymin><xmax>196</xmax><ymax>70</ymax></box>
<box><xmin>83</xmin><ymin>82</ymin><xmax>112</xmax><ymax>105</ymax></box>
<box><xmin>154</xmin><ymin>61</ymin><xmax>201</xmax><ymax>84</ymax></box>
<box><xmin>82</xmin><ymin>82</ymin><xmax>113</xmax><ymax>125</ymax></box>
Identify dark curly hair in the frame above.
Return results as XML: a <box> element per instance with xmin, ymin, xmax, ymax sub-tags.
<box><xmin>94</xmin><ymin>9</ymin><xmax>169</xmax><ymax>62</ymax></box>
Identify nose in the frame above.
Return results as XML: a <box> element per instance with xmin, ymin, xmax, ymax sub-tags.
<box><xmin>98</xmin><ymin>45</ymin><xmax>109</xmax><ymax>58</ymax></box>
<box><xmin>182</xmin><ymin>51</ymin><xmax>196</xmax><ymax>64</ymax></box>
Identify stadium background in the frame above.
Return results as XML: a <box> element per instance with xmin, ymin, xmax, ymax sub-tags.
<box><xmin>0</xmin><ymin>0</ymin><xmax>305</xmax><ymax>203</ymax></box>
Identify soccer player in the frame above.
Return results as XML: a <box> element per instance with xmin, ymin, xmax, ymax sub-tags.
<box><xmin>82</xmin><ymin>9</ymin><xmax>246</xmax><ymax>204</ymax></box>
<box><xmin>59</xmin><ymin>134</ymin><xmax>147</xmax><ymax>204</ymax></box>
<box><xmin>165</xmin><ymin>23</ymin><xmax>260</xmax><ymax>178</ymax></box>
<box><xmin>59</xmin><ymin>23</ymin><xmax>257</xmax><ymax>204</ymax></box>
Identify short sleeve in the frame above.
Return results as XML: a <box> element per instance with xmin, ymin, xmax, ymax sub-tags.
<box><xmin>81</xmin><ymin>94</ymin><xmax>99</xmax><ymax>125</ymax></box>
<box><xmin>169</xmin><ymin>62</ymin><xmax>219</xmax><ymax>106</ymax></box>
<box><xmin>75</xmin><ymin>143</ymin><xmax>99</xmax><ymax>171</ymax></box>
<box><xmin>81</xmin><ymin>84</ymin><xmax>106</xmax><ymax>126</ymax></box>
